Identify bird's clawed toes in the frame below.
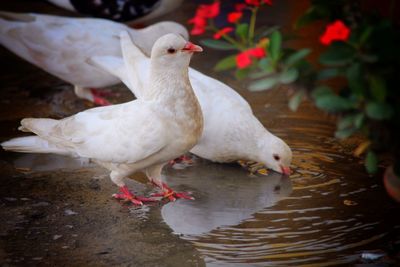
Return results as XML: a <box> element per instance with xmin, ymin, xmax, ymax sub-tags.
<box><xmin>113</xmin><ymin>185</ymin><xmax>157</xmax><ymax>206</ymax></box>
<box><xmin>90</xmin><ymin>88</ymin><xmax>114</xmax><ymax>106</ymax></box>
<box><xmin>151</xmin><ymin>182</ymin><xmax>194</xmax><ymax>202</ymax></box>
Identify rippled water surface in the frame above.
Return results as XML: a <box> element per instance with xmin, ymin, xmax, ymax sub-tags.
<box><xmin>159</xmin><ymin>91</ymin><xmax>400</xmax><ymax>266</ymax></box>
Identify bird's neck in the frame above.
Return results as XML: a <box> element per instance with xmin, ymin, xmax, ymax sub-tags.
<box><xmin>145</xmin><ymin>63</ymin><xmax>193</xmax><ymax>101</ymax></box>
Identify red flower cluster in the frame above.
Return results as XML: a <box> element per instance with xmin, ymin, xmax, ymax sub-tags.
<box><xmin>320</xmin><ymin>20</ymin><xmax>351</xmax><ymax>45</ymax></box>
<box><xmin>214</xmin><ymin>27</ymin><xmax>234</xmax><ymax>39</ymax></box>
<box><xmin>236</xmin><ymin>47</ymin><xmax>266</xmax><ymax>68</ymax></box>
<box><xmin>188</xmin><ymin>1</ymin><xmax>220</xmax><ymax>35</ymax></box>
<box><xmin>245</xmin><ymin>0</ymin><xmax>273</xmax><ymax>6</ymax></box>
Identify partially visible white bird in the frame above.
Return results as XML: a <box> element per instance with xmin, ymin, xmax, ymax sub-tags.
<box><xmin>47</xmin><ymin>0</ymin><xmax>183</xmax><ymax>23</ymax></box>
<box><xmin>91</xmin><ymin>32</ymin><xmax>292</xmax><ymax>175</ymax></box>
<box><xmin>1</xmin><ymin>33</ymin><xmax>204</xmax><ymax>205</ymax></box>
<box><xmin>0</xmin><ymin>11</ymin><xmax>188</xmax><ymax>105</ymax></box>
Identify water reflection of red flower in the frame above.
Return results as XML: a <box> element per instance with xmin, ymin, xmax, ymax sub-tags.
<box><xmin>236</xmin><ymin>47</ymin><xmax>266</xmax><ymax>69</ymax></box>
<box><xmin>320</xmin><ymin>20</ymin><xmax>351</xmax><ymax>45</ymax></box>
<box><xmin>214</xmin><ymin>27</ymin><xmax>234</xmax><ymax>39</ymax></box>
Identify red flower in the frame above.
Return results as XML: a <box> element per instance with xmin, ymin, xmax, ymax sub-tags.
<box><xmin>247</xmin><ymin>47</ymin><xmax>266</xmax><ymax>58</ymax></box>
<box><xmin>245</xmin><ymin>0</ymin><xmax>260</xmax><ymax>6</ymax></box>
<box><xmin>213</xmin><ymin>27</ymin><xmax>234</xmax><ymax>39</ymax></box>
<box><xmin>320</xmin><ymin>20</ymin><xmax>351</xmax><ymax>45</ymax></box>
<box><xmin>227</xmin><ymin>12</ymin><xmax>242</xmax><ymax>23</ymax></box>
<box><xmin>236</xmin><ymin>47</ymin><xmax>267</xmax><ymax>69</ymax></box>
<box><xmin>189</xmin><ymin>1</ymin><xmax>220</xmax><ymax>36</ymax></box>
<box><xmin>235</xmin><ymin>3</ymin><xmax>247</xmax><ymax>11</ymax></box>
<box><xmin>236</xmin><ymin>52</ymin><xmax>253</xmax><ymax>68</ymax></box>
<box><xmin>197</xmin><ymin>1</ymin><xmax>220</xmax><ymax>19</ymax></box>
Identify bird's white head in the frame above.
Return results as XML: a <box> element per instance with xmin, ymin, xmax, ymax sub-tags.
<box><xmin>150</xmin><ymin>33</ymin><xmax>202</xmax><ymax>69</ymax></box>
<box><xmin>135</xmin><ymin>21</ymin><xmax>189</xmax><ymax>56</ymax></box>
<box><xmin>258</xmin><ymin>133</ymin><xmax>292</xmax><ymax>176</ymax></box>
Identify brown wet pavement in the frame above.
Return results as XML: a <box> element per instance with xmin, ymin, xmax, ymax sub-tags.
<box><xmin>1</xmin><ymin>1</ymin><xmax>400</xmax><ymax>266</ymax></box>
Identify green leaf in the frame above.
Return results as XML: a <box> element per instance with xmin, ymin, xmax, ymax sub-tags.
<box><xmin>268</xmin><ymin>31</ymin><xmax>282</xmax><ymax>62</ymax></box>
<box><xmin>311</xmin><ymin>86</ymin><xmax>333</xmax><ymax>99</ymax></box>
<box><xmin>236</xmin><ymin>23</ymin><xmax>249</xmax><ymax>40</ymax></box>
<box><xmin>365</xmin><ymin>102</ymin><xmax>393</xmax><ymax>120</ymax></box>
<box><xmin>214</xmin><ymin>55</ymin><xmax>237</xmax><ymax>71</ymax></box>
<box><xmin>365</xmin><ymin>150</ymin><xmax>378</xmax><ymax>174</ymax></box>
<box><xmin>285</xmin><ymin>49</ymin><xmax>311</xmax><ymax>66</ymax></box>
<box><xmin>335</xmin><ymin>127</ymin><xmax>356</xmax><ymax>139</ymax></box>
<box><xmin>369</xmin><ymin>75</ymin><xmax>386</xmax><ymax>102</ymax></box>
<box><xmin>337</xmin><ymin>115</ymin><xmax>356</xmax><ymax>130</ymax></box>
<box><xmin>315</xmin><ymin>93</ymin><xmax>356</xmax><ymax>112</ymax></box>
<box><xmin>319</xmin><ymin>42</ymin><xmax>356</xmax><ymax>65</ymax></box>
<box><xmin>354</xmin><ymin>113</ymin><xmax>365</xmax><ymax>129</ymax></box>
<box><xmin>235</xmin><ymin>68</ymin><xmax>250</xmax><ymax>80</ymax></box>
<box><xmin>200</xmin><ymin>39</ymin><xmax>237</xmax><ymax>50</ymax></box>
<box><xmin>317</xmin><ymin>68</ymin><xmax>340</xmax><ymax>80</ymax></box>
<box><xmin>288</xmin><ymin>90</ymin><xmax>305</xmax><ymax>111</ymax></box>
<box><xmin>258</xmin><ymin>57</ymin><xmax>274</xmax><ymax>73</ymax></box>
<box><xmin>249</xmin><ymin>76</ymin><xmax>279</xmax><ymax>91</ymax></box>
<box><xmin>346</xmin><ymin>63</ymin><xmax>364</xmax><ymax>95</ymax></box>
<box><xmin>279</xmin><ymin>68</ymin><xmax>299</xmax><ymax>84</ymax></box>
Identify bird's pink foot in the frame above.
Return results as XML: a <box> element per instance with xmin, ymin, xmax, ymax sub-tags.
<box><xmin>90</xmin><ymin>88</ymin><xmax>112</xmax><ymax>106</ymax></box>
<box><xmin>151</xmin><ymin>182</ymin><xmax>194</xmax><ymax>202</ymax></box>
<box><xmin>113</xmin><ymin>185</ymin><xmax>156</xmax><ymax>205</ymax></box>
<box><xmin>169</xmin><ymin>155</ymin><xmax>193</xmax><ymax>167</ymax></box>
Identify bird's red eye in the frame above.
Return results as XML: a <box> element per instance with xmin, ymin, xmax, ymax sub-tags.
<box><xmin>273</xmin><ymin>154</ymin><xmax>280</xmax><ymax>161</ymax></box>
<box><xmin>167</xmin><ymin>48</ymin><xmax>176</xmax><ymax>54</ymax></box>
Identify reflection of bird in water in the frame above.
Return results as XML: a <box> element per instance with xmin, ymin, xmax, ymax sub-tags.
<box><xmin>47</xmin><ymin>0</ymin><xmax>184</xmax><ymax>23</ymax></box>
<box><xmin>0</xmin><ymin>11</ymin><xmax>188</xmax><ymax>105</ymax></box>
<box><xmin>13</xmin><ymin>154</ymin><xmax>93</xmax><ymax>172</ymax></box>
<box><xmin>91</xmin><ymin>33</ymin><xmax>293</xmax><ymax>174</ymax></box>
<box><xmin>161</xmin><ymin>162</ymin><xmax>293</xmax><ymax>236</ymax></box>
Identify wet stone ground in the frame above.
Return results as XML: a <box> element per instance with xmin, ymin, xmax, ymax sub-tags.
<box><xmin>1</xmin><ymin>1</ymin><xmax>400</xmax><ymax>266</ymax></box>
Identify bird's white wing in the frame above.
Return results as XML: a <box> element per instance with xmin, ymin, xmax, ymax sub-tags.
<box><xmin>22</xmin><ymin>101</ymin><xmax>168</xmax><ymax>164</ymax></box>
<box><xmin>120</xmin><ymin>31</ymin><xmax>151</xmax><ymax>98</ymax></box>
<box><xmin>88</xmin><ymin>56</ymin><xmax>131</xmax><ymax>87</ymax></box>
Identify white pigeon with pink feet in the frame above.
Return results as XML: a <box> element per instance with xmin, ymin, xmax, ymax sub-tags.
<box><xmin>1</xmin><ymin>33</ymin><xmax>203</xmax><ymax>205</ymax></box>
<box><xmin>0</xmin><ymin>11</ymin><xmax>188</xmax><ymax>105</ymax></box>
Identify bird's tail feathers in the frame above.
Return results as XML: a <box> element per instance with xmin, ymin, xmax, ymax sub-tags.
<box><xmin>0</xmin><ymin>11</ymin><xmax>35</xmax><ymax>23</ymax></box>
<box><xmin>19</xmin><ymin>118</ymin><xmax>58</xmax><ymax>135</ymax></box>
<box><xmin>1</xmin><ymin>136</ymin><xmax>69</xmax><ymax>155</ymax></box>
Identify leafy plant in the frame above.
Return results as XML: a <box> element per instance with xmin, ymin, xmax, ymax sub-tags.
<box><xmin>188</xmin><ymin>0</ymin><xmax>400</xmax><ymax>179</ymax></box>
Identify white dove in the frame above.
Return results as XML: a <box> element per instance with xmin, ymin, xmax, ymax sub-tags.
<box><xmin>0</xmin><ymin>11</ymin><xmax>188</xmax><ymax>105</ymax></box>
<box><xmin>1</xmin><ymin>33</ymin><xmax>204</xmax><ymax>205</ymax></box>
<box><xmin>91</xmin><ymin>32</ymin><xmax>292</xmax><ymax>175</ymax></box>
<box><xmin>47</xmin><ymin>0</ymin><xmax>183</xmax><ymax>23</ymax></box>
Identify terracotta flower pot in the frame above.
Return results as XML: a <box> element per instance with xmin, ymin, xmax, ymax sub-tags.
<box><xmin>384</xmin><ymin>166</ymin><xmax>400</xmax><ymax>203</ymax></box>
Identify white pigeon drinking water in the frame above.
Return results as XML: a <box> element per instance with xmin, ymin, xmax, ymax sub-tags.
<box><xmin>1</xmin><ymin>33</ymin><xmax>204</xmax><ymax>205</ymax></box>
<box><xmin>0</xmin><ymin>11</ymin><xmax>188</xmax><ymax>105</ymax></box>
<box><xmin>91</xmin><ymin>32</ymin><xmax>292</xmax><ymax>175</ymax></box>
<box><xmin>47</xmin><ymin>0</ymin><xmax>183</xmax><ymax>23</ymax></box>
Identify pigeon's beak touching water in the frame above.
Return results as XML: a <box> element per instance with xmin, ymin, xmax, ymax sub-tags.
<box><xmin>182</xmin><ymin>42</ymin><xmax>203</xmax><ymax>53</ymax></box>
<box><xmin>280</xmin><ymin>165</ymin><xmax>291</xmax><ymax>176</ymax></box>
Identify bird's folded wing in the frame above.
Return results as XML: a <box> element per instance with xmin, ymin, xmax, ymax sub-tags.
<box><xmin>29</xmin><ymin>102</ymin><xmax>168</xmax><ymax>164</ymax></box>
<box><xmin>88</xmin><ymin>56</ymin><xmax>131</xmax><ymax>87</ymax></box>
<box><xmin>120</xmin><ymin>31</ymin><xmax>150</xmax><ymax>98</ymax></box>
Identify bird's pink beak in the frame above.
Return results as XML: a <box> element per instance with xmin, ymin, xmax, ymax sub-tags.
<box><xmin>182</xmin><ymin>42</ymin><xmax>203</xmax><ymax>52</ymax></box>
<box><xmin>280</xmin><ymin>165</ymin><xmax>291</xmax><ymax>176</ymax></box>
